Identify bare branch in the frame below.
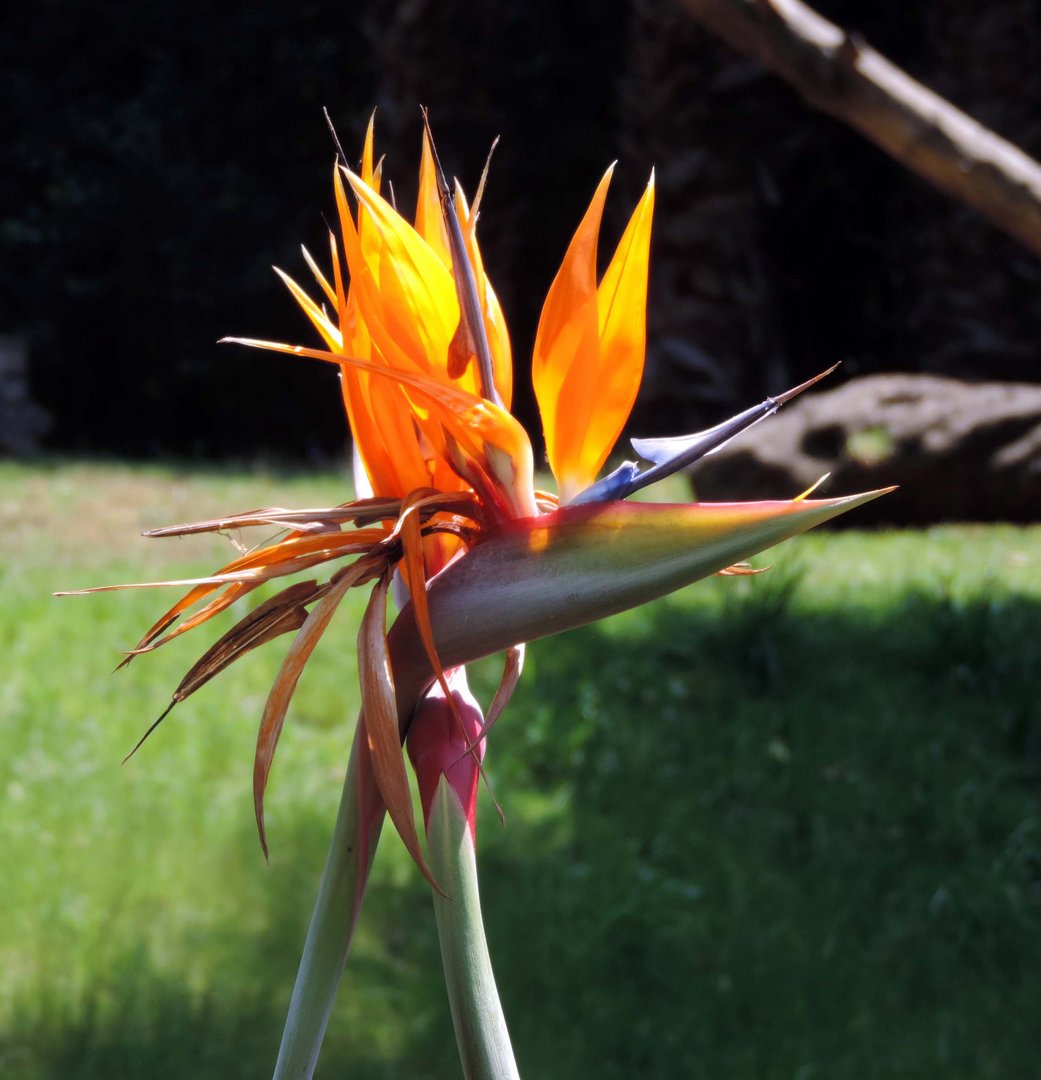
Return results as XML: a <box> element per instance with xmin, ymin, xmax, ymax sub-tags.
<box><xmin>678</xmin><ymin>0</ymin><xmax>1041</xmax><ymax>258</ymax></box>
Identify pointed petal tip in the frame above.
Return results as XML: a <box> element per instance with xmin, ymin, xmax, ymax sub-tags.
<box><xmin>254</xmin><ymin>794</ymin><xmax>271</xmax><ymax>862</ymax></box>
<box><xmin>837</xmin><ymin>484</ymin><xmax>897</xmax><ymax>502</ymax></box>
<box><xmin>798</xmin><ymin>484</ymin><xmax>896</xmax><ymax>519</ymax></box>
<box><xmin>774</xmin><ymin>362</ymin><xmax>842</xmax><ymax>405</ymax></box>
<box><xmin>794</xmin><ymin>472</ymin><xmax>831</xmax><ymax>501</ymax></box>
<box><xmin>385</xmin><ymin>487</ymin><xmax>901</xmax><ymax>697</ymax></box>
<box><xmin>786</xmin><ymin>484</ymin><xmax>895</xmax><ymax>513</ymax></box>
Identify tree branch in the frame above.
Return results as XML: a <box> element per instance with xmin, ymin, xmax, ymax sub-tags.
<box><xmin>677</xmin><ymin>0</ymin><xmax>1041</xmax><ymax>258</ymax></box>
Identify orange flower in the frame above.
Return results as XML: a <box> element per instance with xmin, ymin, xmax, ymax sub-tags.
<box><xmin>66</xmin><ymin>117</ymin><xmax>887</xmax><ymax>871</ymax></box>
<box><xmin>533</xmin><ymin>164</ymin><xmax>655</xmax><ymax>504</ymax></box>
<box><xmin>241</xmin><ymin>115</ymin><xmax>536</xmax><ymax>525</ymax></box>
<box><xmin>62</xmin><ymin>118</ymin><xmax>893</xmax><ymax>1077</ymax></box>
<box><xmin>233</xmin><ymin>115</ymin><xmax>654</xmax><ymax>525</ymax></box>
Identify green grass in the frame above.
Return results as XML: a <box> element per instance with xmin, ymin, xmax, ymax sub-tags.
<box><xmin>2</xmin><ymin>460</ymin><xmax>1039</xmax><ymax>1078</ymax></box>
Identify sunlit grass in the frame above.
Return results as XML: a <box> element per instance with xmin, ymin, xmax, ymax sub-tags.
<box><xmin>2</xmin><ymin>460</ymin><xmax>1039</xmax><ymax>1078</ymax></box>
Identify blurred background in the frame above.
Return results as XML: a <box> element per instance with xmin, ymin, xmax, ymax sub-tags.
<box><xmin>3</xmin><ymin>1</ymin><xmax>1041</xmax><ymax>1077</ymax></box>
<box><xmin>6</xmin><ymin>0</ymin><xmax>1041</xmax><ymax>462</ymax></box>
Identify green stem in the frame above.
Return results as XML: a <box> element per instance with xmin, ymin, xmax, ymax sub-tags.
<box><xmin>272</xmin><ymin>724</ymin><xmax>385</xmax><ymax>1080</ymax></box>
<box><xmin>428</xmin><ymin>780</ymin><xmax>520</xmax><ymax>1080</ymax></box>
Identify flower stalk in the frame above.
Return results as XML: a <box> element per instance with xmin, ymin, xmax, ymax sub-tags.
<box><xmin>407</xmin><ymin>671</ymin><xmax>519</xmax><ymax>1079</ymax></box>
<box><xmin>428</xmin><ymin>778</ymin><xmax>518</xmax><ymax>1080</ymax></box>
<box><xmin>272</xmin><ymin>721</ymin><xmax>384</xmax><ymax>1080</ymax></box>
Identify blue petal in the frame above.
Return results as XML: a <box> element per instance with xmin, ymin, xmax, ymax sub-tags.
<box><xmin>568</xmin><ymin>364</ymin><xmax>839</xmax><ymax>505</ymax></box>
<box><xmin>568</xmin><ymin>461</ymin><xmax>642</xmax><ymax>506</ymax></box>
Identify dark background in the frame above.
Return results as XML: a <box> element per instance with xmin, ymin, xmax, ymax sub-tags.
<box><xmin>4</xmin><ymin>0</ymin><xmax>1041</xmax><ymax>462</ymax></box>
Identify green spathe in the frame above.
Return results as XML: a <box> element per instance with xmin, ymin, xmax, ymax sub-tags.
<box><xmin>389</xmin><ymin>491</ymin><xmax>889</xmax><ymax>720</ymax></box>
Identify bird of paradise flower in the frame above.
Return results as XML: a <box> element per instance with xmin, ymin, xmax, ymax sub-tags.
<box><xmin>65</xmin><ymin>113</ymin><xmax>890</xmax><ymax>1078</ymax></box>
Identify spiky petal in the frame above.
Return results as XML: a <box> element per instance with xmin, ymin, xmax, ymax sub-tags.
<box><xmin>533</xmin><ymin>170</ymin><xmax>655</xmax><ymax>504</ymax></box>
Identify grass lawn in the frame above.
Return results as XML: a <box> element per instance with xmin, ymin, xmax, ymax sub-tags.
<box><xmin>2</xmin><ymin>459</ymin><xmax>1039</xmax><ymax>1078</ymax></box>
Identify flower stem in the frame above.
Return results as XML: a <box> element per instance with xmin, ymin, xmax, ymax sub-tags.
<box><xmin>272</xmin><ymin>723</ymin><xmax>385</xmax><ymax>1080</ymax></box>
<box><xmin>428</xmin><ymin>778</ymin><xmax>519</xmax><ymax>1080</ymax></box>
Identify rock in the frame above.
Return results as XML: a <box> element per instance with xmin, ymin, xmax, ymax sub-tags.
<box><xmin>687</xmin><ymin>374</ymin><xmax>1041</xmax><ymax>524</ymax></box>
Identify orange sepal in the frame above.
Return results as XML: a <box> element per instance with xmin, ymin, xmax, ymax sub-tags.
<box><xmin>532</xmin><ymin>167</ymin><xmax>613</xmax><ymax>503</ymax></box>
<box><xmin>532</xmin><ymin>170</ymin><xmax>655</xmax><ymax>503</ymax></box>
<box><xmin>415</xmin><ymin>129</ymin><xmax>451</xmax><ymax>268</ymax></box>
<box><xmin>225</xmin><ymin>337</ymin><xmax>537</xmax><ymax>519</ymax></box>
<box><xmin>585</xmin><ymin>172</ymin><xmax>655</xmax><ymax>484</ymax></box>
<box><xmin>344</xmin><ymin>168</ymin><xmax>459</xmax><ymax>381</ymax></box>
